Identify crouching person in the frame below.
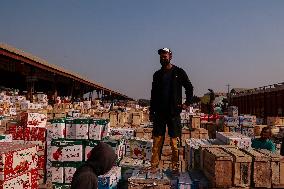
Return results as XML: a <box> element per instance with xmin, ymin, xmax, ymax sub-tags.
<box><xmin>71</xmin><ymin>142</ymin><xmax>117</xmax><ymax>189</ymax></box>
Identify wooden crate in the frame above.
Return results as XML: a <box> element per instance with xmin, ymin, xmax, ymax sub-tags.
<box><xmin>242</xmin><ymin>148</ymin><xmax>271</xmax><ymax>188</ymax></box>
<box><xmin>203</xmin><ymin>147</ymin><xmax>233</xmax><ymax>188</ymax></box>
<box><xmin>128</xmin><ymin>171</ymin><xmax>171</xmax><ymax>189</ymax></box>
<box><xmin>222</xmin><ymin>147</ymin><xmax>252</xmax><ymax>187</ymax></box>
<box><xmin>257</xmin><ymin>149</ymin><xmax>284</xmax><ymax>188</ymax></box>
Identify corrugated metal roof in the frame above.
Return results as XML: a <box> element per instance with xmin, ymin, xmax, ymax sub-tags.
<box><xmin>0</xmin><ymin>43</ymin><xmax>128</xmax><ymax>98</ymax></box>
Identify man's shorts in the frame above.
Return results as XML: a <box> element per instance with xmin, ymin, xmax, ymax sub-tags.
<box><xmin>152</xmin><ymin>113</ymin><xmax>182</xmax><ymax>138</ymax></box>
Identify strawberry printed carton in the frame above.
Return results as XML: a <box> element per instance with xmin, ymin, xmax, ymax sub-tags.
<box><xmin>65</xmin><ymin>118</ymin><xmax>75</xmax><ymax>139</ymax></box>
<box><xmin>50</xmin><ymin>118</ymin><xmax>66</xmax><ymax>139</ymax></box>
<box><xmin>0</xmin><ymin>142</ymin><xmax>38</xmax><ymax>181</ymax></box>
<box><xmin>109</xmin><ymin>128</ymin><xmax>135</xmax><ymax>139</ymax></box>
<box><xmin>64</xmin><ymin>163</ymin><xmax>82</xmax><ymax>184</ymax></box>
<box><xmin>51</xmin><ymin>162</ymin><xmax>64</xmax><ymax>184</ymax></box>
<box><xmin>125</xmin><ymin>138</ymin><xmax>153</xmax><ymax>161</ymax></box>
<box><xmin>0</xmin><ymin>169</ymin><xmax>38</xmax><ymax>189</ymax></box>
<box><xmin>84</xmin><ymin>140</ymin><xmax>100</xmax><ymax>161</ymax></box>
<box><xmin>51</xmin><ymin>140</ymin><xmax>83</xmax><ymax>162</ymax></box>
<box><xmin>73</xmin><ymin>118</ymin><xmax>89</xmax><ymax>139</ymax></box>
<box><xmin>89</xmin><ymin>119</ymin><xmax>109</xmax><ymax>140</ymax></box>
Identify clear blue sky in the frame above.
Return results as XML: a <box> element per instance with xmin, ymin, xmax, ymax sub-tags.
<box><xmin>1</xmin><ymin>1</ymin><xmax>284</xmax><ymax>99</ymax></box>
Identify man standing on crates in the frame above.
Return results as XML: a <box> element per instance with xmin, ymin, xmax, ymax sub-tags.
<box><xmin>149</xmin><ymin>47</ymin><xmax>193</xmax><ymax>175</ymax></box>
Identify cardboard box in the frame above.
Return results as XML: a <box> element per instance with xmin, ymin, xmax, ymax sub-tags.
<box><xmin>84</xmin><ymin>140</ymin><xmax>100</xmax><ymax>161</ymax></box>
<box><xmin>64</xmin><ymin>163</ymin><xmax>82</xmax><ymax>184</ymax></box>
<box><xmin>109</xmin><ymin>127</ymin><xmax>135</xmax><ymax>139</ymax></box>
<box><xmin>125</xmin><ymin>138</ymin><xmax>152</xmax><ymax>161</ymax></box>
<box><xmin>0</xmin><ymin>143</ymin><xmax>38</xmax><ymax>181</ymax></box>
<box><xmin>51</xmin><ymin>140</ymin><xmax>83</xmax><ymax>162</ymax></box>
<box><xmin>0</xmin><ymin>169</ymin><xmax>38</xmax><ymax>189</ymax></box>
<box><xmin>51</xmin><ymin>162</ymin><xmax>64</xmax><ymax>184</ymax></box>
<box><xmin>267</xmin><ymin>117</ymin><xmax>284</xmax><ymax>126</ymax></box>
<box><xmin>228</xmin><ymin>106</ymin><xmax>238</xmax><ymax>117</ymax></box>
<box><xmin>216</xmin><ymin>132</ymin><xmax>251</xmax><ymax>149</ymax></box>
<box><xmin>98</xmin><ymin>166</ymin><xmax>121</xmax><ymax>189</ymax></box>
<box><xmin>73</xmin><ymin>119</ymin><xmax>89</xmax><ymax>139</ymax></box>
<box><xmin>0</xmin><ymin>134</ymin><xmax>12</xmax><ymax>142</ymax></box>
<box><xmin>89</xmin><ymin>119</ymin><xmax>109</xmax><ymax>140</ymax></box>
<box><xmin>50</xmin><ymin>118</ymin><xmax>66</xmax><ymax>139</ymax></box>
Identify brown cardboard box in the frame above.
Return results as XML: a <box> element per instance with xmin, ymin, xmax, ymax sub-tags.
<box><xmin>203</xmin><ymin>147</ymin><xmax>233</xmax><ymax>188</ymax></box>
<box><xmin>190</xmin><ymin>128</ymin><xmax>209</xmax><ymax>139</ymax></box>
<box><xmin>109</xmin><ymin>112</ymin><xmax>118</xmax><ymax>127</ymax></box>
<box><xmin>132</xmin><ymin>112</ymin><xmax>142</xmax><ymax>126</ymax></box>
<box><xmin>191</xmin><ymin>115</ymin><xmax>200</xmax><ymax>129</ymax></box>
<box><xmin>267</xmin><ymin>117</ymin><xmax>284</xmax><ymax>126</ymax></box>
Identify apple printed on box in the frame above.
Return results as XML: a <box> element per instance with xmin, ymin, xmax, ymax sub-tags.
<box><xmin>65</xmin><ymin>118</ymin><xmax>75</xmax><ymax>139</ymax></box>
<box><xmin>125</xmin><ymin>138</ymin><xmax>153</xmax><ymax>161</ymax></box>
<box><xmin>0</xmin><ymin>169</ymin><xmax>38</xmax><ymax>189</ymax></box>
<box><xmin>64</xmin><ymin>162</ymin><xmax>82</xmax><ymax>184</ymax></box>
<box><xmin>51</xmin><ymin>162</ymin><xmax>64</xmax><ymax>184</ymax></box>
<box><xmin>51</xmin><ymin>140</ymin><xmax>83</xmax><ymax>162</ymax></box>
<box><xmin>0</xmin><ymin>143</ymin><xmax>38</xmax><ymax>181</ymax></box>
<box><xmin>84</xmin><ymin>140</ymin><xmax>100</xmax><ymax>161</ymax></box>
<box><xmin>74</xmin><ymin>118</ymin><xmax>89</xmax><ymax>139</ymax></box>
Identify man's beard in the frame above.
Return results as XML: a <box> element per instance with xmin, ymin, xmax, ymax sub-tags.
<box><xmin>160</xmin><ymin>60</ymin><xmax>170</xmax><ymax>67</ymax></box>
